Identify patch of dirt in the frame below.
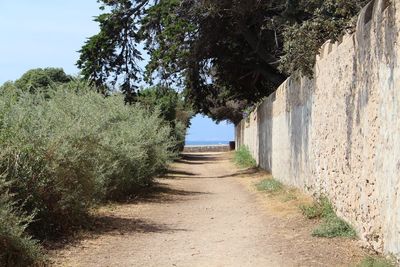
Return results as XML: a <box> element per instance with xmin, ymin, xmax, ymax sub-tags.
<box><xmin>49</xmin><ymin>152</ymin><xmax>366</xmax><ymax>267</ymax></box>
<box><xmin>235</xmin><ymin>168</ymin><xmax>366</xmax><ymax>266</ymax></box>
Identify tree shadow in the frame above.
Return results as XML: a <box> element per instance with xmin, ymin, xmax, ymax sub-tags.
<box><xmin>128</xmin><ymin>182</ymin><xmax>209</xmax><ymax>204</ymax></box>
<box><xmin>200</xmin><ymin>168</ymin><xmax>259</xmax><ymax>179</ymax></box>
<box><xmin>174</xmin><ymin>158</ymin><xmax>206</xmax><ymax>165</ymax></box>
<box><xmin>91</xmin><ymin>216</ymin><xmax>187</xmax><ymax>236</ymax></box>
<box><xmin>168</xmin><ymin>167</ymin><xmax>260</xmax><ymax>180</ymax></box>
<box><xmin>166</xmin><ymin>169</ymin><xmax>196</xmax><ymax>176</ymax></box>
<box><xmin>163</xmin><ymin>169</ymin><xmax>197</xmax><ymax>179</ymax></box>
<box><xmin>175</xmin><ymin>153</ymin><xmax>221</xmax><ymax>165</ymax></box>
<box><xmin>45</xmin><ymin>183</ymin><xmax>206</xmax><ymax>251</ymax></box>
<box><xmin>46</xmin><ymin>216</ymin><xmax>188</xmax><ymax>251</ymax></box>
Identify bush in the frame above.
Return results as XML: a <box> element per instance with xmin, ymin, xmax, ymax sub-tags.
<box><xmin>301</xmin><ymin>197</ymin><xmax>357</xmax><ymax>238</ymax></box>
<box><xmin>0</xmin><ymin>82</ymin><xmax>178</xmax><ymax>239</ymax></box>
<box><xmin>137</xmin><ymin>86</ymin><xmax>193</xmax><ymax>151</ymax></box>
<box><xmin>0</xmin><ymin>180</ymin><xmax>44</xmax><ymax>266</ymax></box>
<box><xmin>234</xmin><ymin>146</ymin><xmax>257</xmax><ymax>168</ymax></box>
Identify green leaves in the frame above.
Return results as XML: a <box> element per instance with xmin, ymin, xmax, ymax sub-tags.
<box><xmin>77</xmin><ymin>0</ymin><xmax>146</xmax><ymax>99</ymax></box>
<box><xmin>280</xmin><ymin>0</ymin><xmax>368</xmax><ymax>76</ymax></box>
<box><xmin>0</xmin><ymin>82</ymin><xmax>179</xmax><ymax>238</ymax></box>
<box><xmin>0</xmin><ymin>183</ymin><xmax>44</xmax><ymax>266</ymax></box>
<box><xmin>13</xmin><ymin>68</ymin><xmax>72</xmax><ymax>93</ymax></box>
<box><xmin>137</xmin><ymin>85</ymin><xmax>193</xmax><ymax>150</ymax></box>
<box><xmin>234</xmin><ymin>146</ymin><xmax>257</xmax><ymax>169</ymax></box>
<box><xmin>77</xmin><ymin>0</ymin><xmax>368</xmax><ymax>123</ymax></box>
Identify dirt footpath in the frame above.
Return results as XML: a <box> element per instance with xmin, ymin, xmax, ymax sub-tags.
<box><xmin>50</xmin><ymin>152</ymin><xmax>365</xmax><ymax>267</ymax></box>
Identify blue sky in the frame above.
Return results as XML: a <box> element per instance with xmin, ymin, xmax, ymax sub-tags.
<box><xmin>0</xmin><ymin>1</ymin><xmax>234</xmax><ymax>141</ymax></box>
<box><xmin>186</xmin><ymin>115</ymin><xmax>234</xmax><ymax>141</ymax></box>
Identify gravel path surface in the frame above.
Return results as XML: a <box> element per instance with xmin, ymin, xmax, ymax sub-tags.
<box><xmin>51</xmin><ymin>152</ymin><xmax>364</xmax><ymax>267</ymax></box>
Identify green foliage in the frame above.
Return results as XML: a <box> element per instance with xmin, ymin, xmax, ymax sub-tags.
<box><xmin>77</xmin><ymin>0</ymin><xmax>143</xmax><ymax>98</ymax></box>
<box><xmin>138</xmin><ymin>86</ymin><xmax>193</xmax><ymax>151</ymax></box>
<box><xmin>301</xmin><ymin>197</ymin><xmax>357</xmax><ymax>238</ymax></box>
<box><xmin>256</xmin><ymin>179</ymin><xmax>283</xmax><ymax>193</ymax></box>
<box><xmin>0</xmin><ymin>180</ymin><xmax>44</xmax><ymax>266</ymax></box>
<box><xmin>300</xmin><ymin>196</ymin><xmax>333</xmax><ymax>219</ymax></box>
<box><xmin>13</xmin><ymin>68</ymin><xmax>72</xmax><ymax>92</ymax></box>
<box><xmin>356</xmin><ymin>256</ymin><xmax>396</xmax><ymax>267</ymax></box>
<box><xmin>78</xmin><ymin>0</ymin><xmax>368</xmax><ymax>123</ymax></box>
<box><xmin>139</xmin><ymin>86</ymin><xmax>181</xmax><ymax>123</ymax></box>
<box><xmin>312</xmin><ymin>215</ymin><xmax>357</xmax><ymax>238</ymax></box>
<box><xmin>0</xmin><ymin>82</ymin><xmax>177</xmax><ymax>239</ymax></box>
<box><xmin>234</xmin><ymin>146</ymin><xmax>257</xmax><ymax>169</ymax></box>
<box><xmin>280</xmin><ymin>0</ymin><xmax>368</xmax><ymax>76</ymax></box>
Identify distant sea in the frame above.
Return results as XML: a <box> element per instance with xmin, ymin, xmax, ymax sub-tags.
<box><xmin>185</xmin><ymin>140</ymin><xmax>230</xmax><ymax>146</ymax></box>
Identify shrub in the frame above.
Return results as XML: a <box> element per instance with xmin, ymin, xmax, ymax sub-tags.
<box><xmin>256</xmin><ymin>179</ymin><xmax>283</xmax><ymax>193</ymax></box>
<box><xmin>0</xmin><ymin>180</ymin><xmax>44</xmax><ymax>266</ymax></box>
<box><xmin>0</xmin><ymin>88</ymin><xmax>108</xmax><ymax>238</ymax></box>
<box><xmin>234</xmin><ymin>146</ymin><xmax>257</xmax><ymax>168</ymax></box>
<box><xmin>137</xmin><ymin>86</ymin><xmax>193</xmax><ymax>151</ymax></box>
<box><xmin>0</xmin><ymin>82</ymin><xmax>178</xmax><ymax>239</ymax></box>
<box><xmin>301</xmin><ymin>197</ymin><xmax>357</xmax><ymax>238</ymax></box>
<box><xmin>99</xmin><ymin>99</ymin><xmax>177</xmax><ymax>198</ymax></box>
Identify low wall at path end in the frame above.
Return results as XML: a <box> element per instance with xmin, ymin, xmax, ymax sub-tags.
<box><xmin>183</xmin><ymin>145</ymin><xmax>230</xmax><ymax>153</ymax></box>
<box><xmin>235</xmin><ymin>0</ymin><xmax>400</xmax><ymax>257</ymax></box>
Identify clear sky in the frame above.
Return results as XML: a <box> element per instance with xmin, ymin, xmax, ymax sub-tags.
<box><xmin>0</xmin><ymin>1</ymin><xmax>234</xmax><ymax>141</ymax></box>
<box><xmin>186</xmin><ymin>115</ymin><xmax>234</xmax><ymax>142</ymax></box>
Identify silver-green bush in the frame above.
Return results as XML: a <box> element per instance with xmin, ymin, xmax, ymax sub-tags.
<box><xmin>0</xmin><ymin>81</ymin><xmax>177</xmax><ymax>239</ymax></box>
<box><xmin>0</xmin><ymin>179</ymin><xmax>44</xmax><ymax>266</ymax></box>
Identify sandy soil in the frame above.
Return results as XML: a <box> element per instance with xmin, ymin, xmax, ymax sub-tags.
<box><xmin>50</xmin><ymin>152</ymin><xmax>366</xmax><ymax>267</ymax></box>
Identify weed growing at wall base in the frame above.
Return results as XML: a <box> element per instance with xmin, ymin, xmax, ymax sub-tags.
<box><xmin>256</xmin><ymin>179</ymin><xmax>283</xmax><ymax>193</ymax></box>
<box><xmin>234</xmin><ymin>146</ymin><xmax>257</xmax><ymax>168</ymax></box>
<box><xmin>255</xmin><ymin>177</ymin><xmax>300</xmax><ymax>202</ymax></box>
<box><xmin>313</xmin><ymin>215</ymin><xmax>357</xmax><ymax>238</ymax></box>
<box><xmin>356</xmin><ymin>256</ymin><xmax>396</xmax><ymax>267</ymax></box>
<box><xmin>300</xmin><ymin>197</ymin><xmax>357</xmax><ymax>238</ymax></box>
<box><xmin>300</xmin><ymin>196</ymin><xmax>332</xmax><ymax>219</ymax></box>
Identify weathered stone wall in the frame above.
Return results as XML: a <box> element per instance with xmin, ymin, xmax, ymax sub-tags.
<box><xmin>236</xmin><ymin>0</ymin><xmax>400</xmax><ymax>257</ymax></box>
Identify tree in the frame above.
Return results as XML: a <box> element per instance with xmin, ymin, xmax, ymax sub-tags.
<box><xmin>13</xmin><ymin>68</ymin><xmax>72</xmax><ymax>92</ymax></box>
<box><xmin>78</xmin><ymin>0</ymin><xmax>368</xmax><ymax>123</ymax></box>
<box><xmin>77</xmin><ymin>0</ymin><xmax>146</xmax><ymax>100</ymax></box>
<box><xmin>279</xmin><ymin>0</ymin><xmax>368</xmax><ymax>76</ymax></box>
<box><xmin>138</xmin><ymin>86</ymin><xmax>190</xmax><ymax>125</ymax></box>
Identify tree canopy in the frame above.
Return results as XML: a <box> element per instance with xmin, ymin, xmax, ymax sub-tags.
<box><xmin>78</xmin><ymin>0</ymin><xmax>368</xmax><ymax>124</ymax></box>
<box><xmin>14</xmin><ymin>68</ymin><xmax>72</xmax><ymax>92</ymax></box>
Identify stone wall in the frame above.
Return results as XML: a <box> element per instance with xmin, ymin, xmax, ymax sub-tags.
<box><xmin>235</xmin><ymin>0</ymin><xmax>400</xmax><ymax>257</ymax></box>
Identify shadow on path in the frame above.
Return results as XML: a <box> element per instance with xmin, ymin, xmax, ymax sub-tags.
<box><xmin>128</xmin><ymin>182</ymin><xmax>209</xmax><ymax>203</ymax></box>
<box><xmin>46</xmin><ymin>182</ymin><xmax>203</xmax><ymax>251</ymax></box>
<box><xmin>175</xmin><ymin>153</ymin><xmax>222</xmax><ymax>165</ymax></box>
<box><xmin>91</xmin><ymin>216</ymin><xmax>187</xmax><ymax>236</ymax></box>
